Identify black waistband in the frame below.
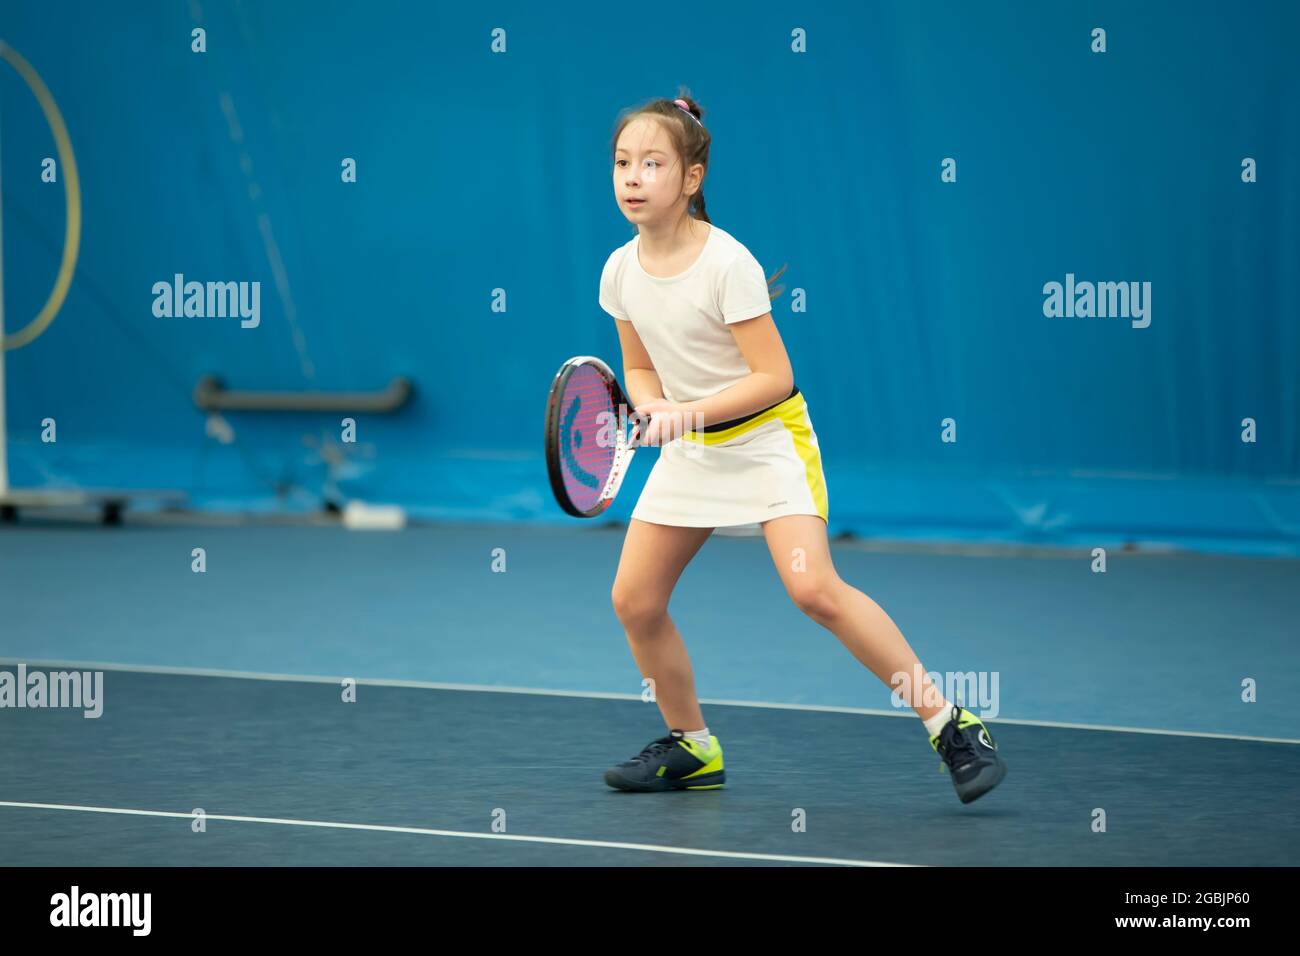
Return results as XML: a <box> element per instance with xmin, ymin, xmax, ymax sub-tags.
<box><xmin>699</xmin><ymin>384</ymin><xmax>800</xmax><ymax>433</ymax></box>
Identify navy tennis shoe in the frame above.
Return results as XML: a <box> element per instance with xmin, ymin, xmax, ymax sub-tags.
<box><xmin>604</xmin><ymin>729</ymin><xmax>725</xmax><ymax>792</ymax></box>
<box><xmin>929</xmin><ymin>705</ymin><xmax>1008</xmax><ymax>804</ymax></box>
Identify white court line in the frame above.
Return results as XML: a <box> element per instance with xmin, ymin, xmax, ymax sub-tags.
<box><xmin>3</xmin><ymin>657</ymin><xmax>1296</xmax><ymax>746</ymax></box>
<box><xmin>0</xmin><ymin>801</ymin><xmax>908</xmax><ymax>868</ymax></box>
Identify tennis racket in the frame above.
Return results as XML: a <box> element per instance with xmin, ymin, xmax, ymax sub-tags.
<box><xmin>545</xmin><ymin>355</ymin><xmax>651</xmax><ymax>518</ymax></box>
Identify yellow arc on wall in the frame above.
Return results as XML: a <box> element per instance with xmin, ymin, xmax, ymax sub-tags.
<box><xmin>1</xmin><ymin>39</ymin><xmax>81</xmax><ymax>351</ymax></box>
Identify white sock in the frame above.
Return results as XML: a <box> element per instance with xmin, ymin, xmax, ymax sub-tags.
<box><xmin>922</xmin><ymin>702</ymin><xmax>958</xmax><ymax>739</ymax></box>
<box><xmin>682</xmin><ymin>728</ymin><xmax>712</xmax><ymax>751</ymax></box>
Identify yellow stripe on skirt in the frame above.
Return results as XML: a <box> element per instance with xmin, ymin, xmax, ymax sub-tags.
<box><xmin>631</xmin><ymin>391</ymin><xmax>829</xmax><ymax>530</ymax></box>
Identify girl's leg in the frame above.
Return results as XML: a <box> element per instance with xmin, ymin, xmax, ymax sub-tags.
<box><xmin>760</xmin><ymin>514</ymin><xmax>947</xmax><ymax>721</ymax></box>
<box><xmin>611</xmin><ymin>518</ymin><xmax>716</xmax><ymax>731</ymax></box>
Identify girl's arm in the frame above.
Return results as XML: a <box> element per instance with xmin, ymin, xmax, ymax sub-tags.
<box><xmin>677</xmin><ymin>312</ymin><xmax>794</xmax><ymax>427</ymax></box>
<box><xmin>614</xmin><ymin>318</ymin><xmax>666</xmax><ymax>409</ymax></box>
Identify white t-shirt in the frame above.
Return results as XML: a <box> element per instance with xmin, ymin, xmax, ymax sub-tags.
<box><xmin>598</xmin><ymin>223</ymin><xmax>773</xmax><ymax>404</ymax></box>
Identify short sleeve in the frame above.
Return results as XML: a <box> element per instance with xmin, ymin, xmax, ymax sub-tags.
<box><xmin>599</xmin><ymin>249</ymin><xmax>630</xmax><ymax>321</ymax></box>
<box><xmin>719</xmin><ymin>250</ymin><xmax>773</xmax><ymax>324</ymax></box>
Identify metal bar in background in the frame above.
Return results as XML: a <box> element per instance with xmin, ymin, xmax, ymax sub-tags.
<box><xmin>192</xmin><ymin>374</ymin><xmax>414</xmax><ymax>414</ymax></box>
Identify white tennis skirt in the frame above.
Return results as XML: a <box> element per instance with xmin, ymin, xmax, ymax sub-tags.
<box><xmin>630</xmin><ymin>387</ymin><xmax>829</xmax><ymax>536</ymax></box>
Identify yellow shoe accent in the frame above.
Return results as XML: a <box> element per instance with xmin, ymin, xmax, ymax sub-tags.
<box><xmin>681</xmin><ymin>736</ymin><xmax>724</xmax><ymax>778</ymax></box>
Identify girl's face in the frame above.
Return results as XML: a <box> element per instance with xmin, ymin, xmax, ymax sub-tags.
<box><xmin>613</xmin><ymin>117</ymin><xmax>694</xmax><ymax>224</ymax></box>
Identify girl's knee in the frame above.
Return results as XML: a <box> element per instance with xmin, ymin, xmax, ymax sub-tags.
<box><xmin>611</xmin><ymin>583</ymin><xmax>669</xmax><ymax>630</ymax></box>
<box><xmin>787</xmin><ymin>576</ymin><xmax>841</xmax><ymax>623</ymax></box>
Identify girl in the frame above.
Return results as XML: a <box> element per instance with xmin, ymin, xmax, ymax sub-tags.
<box><xmin>598</xmin><ymin>90</ymin><xmax>1007</xmax><ymax>804</ymax></box>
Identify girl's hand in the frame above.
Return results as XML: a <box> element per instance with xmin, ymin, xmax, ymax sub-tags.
<box><xmin>634</xmin><ymin>399</ymin><xmax>690</xmax><ymax>446</ymax></box>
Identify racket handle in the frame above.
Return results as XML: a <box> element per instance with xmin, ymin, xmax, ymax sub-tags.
<box><xmin>629</xmin><ymin>409</ymin><xmax>653</xmax><ymax>448</ymax></box>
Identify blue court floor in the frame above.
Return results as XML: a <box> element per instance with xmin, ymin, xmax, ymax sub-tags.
<box><xmin>1</xmin><ymin>519</ymin><xmax>1296</xmax><ymax>865</ymax></box>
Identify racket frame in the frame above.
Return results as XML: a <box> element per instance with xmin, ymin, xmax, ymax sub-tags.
<box><xmin>545</xmin><ymin>355</ymin><xmax>648</xmax><ymax>518</ymax></box>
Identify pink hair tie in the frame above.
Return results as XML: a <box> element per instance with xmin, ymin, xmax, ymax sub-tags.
<box><xmin>673</xmin><ymin>98</ymin><xmax>703</xmax><ymax>126</ymax></box>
